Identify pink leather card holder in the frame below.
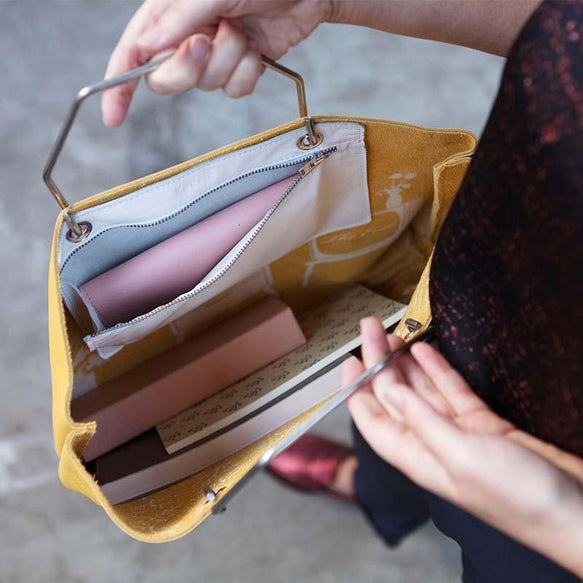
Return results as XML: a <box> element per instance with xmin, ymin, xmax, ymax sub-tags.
<box><xmin>79</xmin><ymin>175</ymin><xmax>297</xmax><ymax>328</ymax></box>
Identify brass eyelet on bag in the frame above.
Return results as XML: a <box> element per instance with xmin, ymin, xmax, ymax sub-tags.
<box><xmin>297</xmin><ymin>116</ymin><xmax>324</xmax><ymax>150</ymax></box>
<box><xmin>65</xmin><ymin>220</ymin><xmax>92</xmax><ymax>243</ymax></box>
<box><xmin>297</xmin><ymin>132</ymin><xmax>324</xmax><ymax>150</ymax></box>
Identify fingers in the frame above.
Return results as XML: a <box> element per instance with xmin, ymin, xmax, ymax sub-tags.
<box><xmin>197</xmin><ymin>20</ymin><xmax>251</xmax><ymax>91</ymax></box>
<box><xmin>102</xmin><ymin>0</ymin><xmax>160</xmax><ymax>127</ymax></box>
<box><xmin>342</xmin><ymin>355</ymin><xmax>365</xmax><ymax>388</ymax></box>
<box><xmin>410</xmin><ymin>342</ymin><xmax>488</xmax><ymax>416</ymax></box>
<box><xmin>100</xmin><ymin>0</ymin><xmax>244</xmax><ymax>126</ymax></box>
<box><xmin>377</xmin><ymin>381</ymin><xmax>466</xmax><ymax>469</ymax></box>
<box><xmin>105</xmin><ymin>16</ymin><xmax>264</xmax><ymax>126</ymax></box>
<box><xmin>146</xmin><ymin>35</ymin><xmax>211</xmax><ymax>94</ymax></box>
<box><xmin>146</xmin><ymin>19</ymin><xmax>250</xmax><ymax>94</ymax></box>
<box><xmin>102</xmin><ymin>43</ymin><xmax>146</xmax><ymax>127</ymax></box>
<box><xmin>223</xmin><ymin>49</ymin><xmax>263</xmax><ymax>98</ymax></box>
<box><xmin>395</xmin><ymin>350</ymin><xmax>455</xmax><ymax>417</ymax></box>
<box><xmin>359</xmin><ymin>319</ymin><xmax>449</xmax><ymax>415</ymax></box>
<box><xmin>360</xmin><ymin>319</ymin><xmax>404</xmax><ymax>385</ymax></box>
<box><xmin>360</xmin><ymin>318</ymin><xmax>405</xmax><ymax>419</ymax></box>
<box><xmin>348</xmin><ymin>381</ymin><xmax>454</xmax><ymax>496</ymax></box>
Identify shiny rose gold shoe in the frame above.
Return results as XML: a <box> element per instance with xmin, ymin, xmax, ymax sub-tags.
<box><xmin>266</xmin><ymin>434</ymin><xmax>356</xmax><ymax>502</ymax></box>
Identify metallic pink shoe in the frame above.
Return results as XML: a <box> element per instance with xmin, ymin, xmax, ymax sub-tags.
<box><xmin>266</xmin><ymin>434</ymin><xmax>356</xmax><ymax>502</ymax></box>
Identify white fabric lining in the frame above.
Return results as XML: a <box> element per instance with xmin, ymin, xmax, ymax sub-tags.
<box><xmin>59</xmin><ymin>163</ymin><xmax>304</xmax><ymax>288</ymax></box>
<box><xmin>86</xmin><ymin>138</ymin><xmax>369</xmax><ymax>357</ymax></box>
<box><xmin>58</xmin><ymin>123</ymin><xmax>363</xmax><ymax>265</ymax></box>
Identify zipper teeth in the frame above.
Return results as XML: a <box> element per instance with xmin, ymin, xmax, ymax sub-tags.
<box><xmin>122</xmin><ymin>154</ymin><xmax>325</xmax><ymax>229</ymax></box>
<box><xmin>134</xmin><ymin>157</ymin><xmax>306</xmax><ymax>228</ymax></box>
<box><xmin>61</xmin><ymin>150</ymin><xmax>333</xmax><ymax>274</ymax></box>
<box><xmin>89</xmin><ymin>146</ymin><xmax>337</xmax><ymax>339</ymax></box>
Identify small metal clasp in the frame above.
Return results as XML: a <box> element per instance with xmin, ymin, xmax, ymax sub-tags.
<box><xmin>404</xmin><ymin>318</ymin><xmax>423</xmax><ymax>340</ymax></box>
<box><xmin>203</xmin><ymin>485</ymin><xmax>226</xmax><ymax>510</ymax></box>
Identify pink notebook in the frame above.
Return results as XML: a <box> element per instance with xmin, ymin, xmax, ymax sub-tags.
<box><xmin>80</xmin><ymin>176</ymin><xmax>296</xmax><ymax>328</ymax></box>
<box><xmin>95</xmin><ymin>355</ymin><xmax>353</xmax><ymax>504</ymax></box>
<box><xmin>72</xmin><ymin>296</ymin><xmax>306</xmax><ymax>462</ymax></box>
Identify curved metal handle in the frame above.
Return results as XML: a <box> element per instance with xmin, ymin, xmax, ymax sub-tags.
<box><xmin>209</xmin><ymin>326</ymin><xmax>434</xmax><ymax>514</ymax></box>
<box><xmin>43</xmin><ymin>54</ymin><xmax>322</xmax><ymax>240</ymax></box>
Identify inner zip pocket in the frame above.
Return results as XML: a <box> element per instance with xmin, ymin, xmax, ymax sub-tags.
<box><xmin>64</xmin><ymin>122</ymin><xmax>370</xmax><ymax>358</ymax></box>
<box><xmin>66</xmin><ymin>149</ymin><xmax>336</xmax><ymax>354</ymax></box>
<box><xmin>60</xmin><ymin>152</ymin><xmax>332</xmax><ymax>290</ymax></box>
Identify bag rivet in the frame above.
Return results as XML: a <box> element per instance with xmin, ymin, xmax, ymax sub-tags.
<box><xmin>405</xmin><ymin>319</ymin><xmax>422</xmax><ymax>334</ymax></box>
<box><xmin>203</xmin><ymin>485</ymin><xmax>225</xmax><ymax>503</ymax></box>
<box><xmin>65</xmin><ymin>220</ymin><xmax>92</xmax><ymax>243</ymax></box>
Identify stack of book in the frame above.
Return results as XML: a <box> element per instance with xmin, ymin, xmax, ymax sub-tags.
<box><xmin>77</xmin><ymin>285</ymin><xmax>406</xmax><ymax>504</ymax></box>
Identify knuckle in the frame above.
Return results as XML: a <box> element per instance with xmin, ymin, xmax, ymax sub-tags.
<box><xmin>198</xmin><ymin>73</ymin><xmax>222</xmax><ymax>91</ymax></box>
<box><xmin>219</xmin><ymin>20</ymin><xmax>247</xmax><ymax>49</ymax></box>
<box><xmin>225</xmin><ymin>71</ymin><xmax>258</xmax><ymax>99</ymax></box>
<box><xmin>145</xmin><ymin>75</ymin><xmax>169</xmax><ymax>95</ymax></box>
<box><xmin>146</xmin><ymin>75</ymin><xmax>179</xmax><ymax>95</ymax></box>
<box><xmin>223</xmin><ymin>83</ymin><xmax>244</xmax><ymax>99</ymax></box>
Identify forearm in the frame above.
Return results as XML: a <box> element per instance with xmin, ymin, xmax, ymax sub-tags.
<box><xmin>327</xmin><ymin>0</ymin><xmax>541</xmax><ymax>56</ymax></box>
<box><xmin>505</xmin><ymin>475</ymin><xmax>583</xmax><ymax>577</ymax></box>
<box><xmin>512</xmin><ymin>429</ymin><xmax>583</xmax><ymax>485</ymax></box>
<box><xmin>550</xmin><ymin>486</ymin><xmax>583</xmax><ymax>577</ymax></box>
<box><xmin>472</xmin><ymin>433</ymin><xmax>583</xmax><ymax>576</ymax></box>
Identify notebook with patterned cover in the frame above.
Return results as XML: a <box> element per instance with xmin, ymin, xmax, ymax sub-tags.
<box><xmin>158</xmin><ymin>284</ymin><xmax>406</xmax><ymax>454</ymax></box>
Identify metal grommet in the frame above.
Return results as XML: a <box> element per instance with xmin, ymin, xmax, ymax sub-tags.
<box><xmin>297</xmin><ymin>116</ymin><xmax>324</xmax><ymax>150</ymax></box>
<box><xmin>203</xmin><ymin>485</ymin><xmax>225</xmax><ymax>504</ymax></box>
<box><xmin>405</xmin><ymin>319</ymin><xmax>422</xmax><ymax>334</ymax></box>
<box><xmin>66</xmin><ymin>221</ymin><xmax>92</xmax><ymax>243</ymax></box>
<box><xmin>203</xmin><ymin>486</ymin><xmax>217</xmax><ymax>503</ymax></box>
<box><xmin>404</xmin><ymin>318</ymin><xmax>423</xmax><ymax>341</ymax></box>
<box><xmin>297</xmin><ymin>132</ymin><xmax>324</xmax><ymax>150</ymax></box>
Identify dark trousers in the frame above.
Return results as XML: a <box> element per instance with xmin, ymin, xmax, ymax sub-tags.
<box><xmin>352</xmin><ymin>425</ymin><xmax>579</xmax><ymax>583</ymax></box>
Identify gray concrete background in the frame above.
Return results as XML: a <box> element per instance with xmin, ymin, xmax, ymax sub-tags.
<box><xmin>1</xmin><ymin>2</ymin><xmax>504</xmax><ymax>581</ymax></box>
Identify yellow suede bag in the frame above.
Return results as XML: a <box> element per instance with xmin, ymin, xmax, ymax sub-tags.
<box><xmin>45</xmin><ymin>57</ymin><xmax>475</xmax><ymax>541</ymax></box>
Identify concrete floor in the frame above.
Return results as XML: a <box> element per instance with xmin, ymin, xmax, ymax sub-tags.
<box><xmin>1</xmin><ymin>2</ymin><xmax>504</xmax><ymax>581</ymax></box>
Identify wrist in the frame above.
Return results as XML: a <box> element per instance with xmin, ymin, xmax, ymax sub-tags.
<box><xmin>551</xmin><ymin>480</ymin><xmax>583</xmax><ymax>576</ymax></box>
<box><xmin>326</xmin><ymin>0</ymin><xmax>375</xmax><ymax>27</ymax></box>
<box><xmin>324</xmin><ymin>0</ymin><xmax>541</xmax><ymax>57</ymax></box>
<box><xmin>520</xmin><ymin>469</ymin><xmax>583</xmax><ymax>577</ymax></box>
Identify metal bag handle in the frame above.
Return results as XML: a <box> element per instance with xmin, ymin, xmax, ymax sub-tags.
<box><xmin>43</xmin><ymin>54</ymin><xmax>323</xmax><ymax>242</ymax></box>
<box><xmin>208</xmin><ymin>326</ymin><xmax>433</xmax><ymax>514</ymax></box>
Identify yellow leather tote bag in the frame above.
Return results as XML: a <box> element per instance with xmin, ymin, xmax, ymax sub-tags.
<box><xmin>45</xmin><ymin>56</ymin><xmax>475</xmax><ymax>541</ymax></box>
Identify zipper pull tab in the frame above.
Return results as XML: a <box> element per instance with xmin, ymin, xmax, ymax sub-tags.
<box><xmin>299</xmin><ymin>150</ymin><xmax>332</xmax><ymax>177</ymax></box>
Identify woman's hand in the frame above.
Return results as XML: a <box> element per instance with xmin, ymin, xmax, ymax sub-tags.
<box><xmin>102</xmin><ymin>0</ymin><xmax>540</xmax><ymax>128</ymax></box>
<box><xmin>346</xmin><ymin>317</ymin><xmax>583</xmax><ymax>576</ymax></box>
<box><xmin>101</xmin><ymin>0</ymin><xmax>332</xmax><ymax>127</ymax></box>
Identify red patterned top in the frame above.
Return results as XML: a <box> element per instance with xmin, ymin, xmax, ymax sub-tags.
<box><xmin>430</xmin><ymin>1</ymin><xmax>583</xmax><ymax>456</ymax></box>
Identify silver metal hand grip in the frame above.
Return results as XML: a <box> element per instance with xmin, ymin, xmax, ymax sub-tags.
<box><xmin>43</xmin><ymin>54</ymin><xmax>323</xmax><ymax>242</ymax></box>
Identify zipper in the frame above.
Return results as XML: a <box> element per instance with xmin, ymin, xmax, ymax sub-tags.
<box><xmin>87</xmin><ymin>147</ymin><xmax>337</xmax><ymax>341</ymax></box>
<box><xmin>299</xmin><ymin>150</ymin><xmax>330</xmax><ymax>177</ymax></box>
<box><xmin>60</xmin><ymin>147</ymin><xmax>336</xmax><ymax>274</ymax></box>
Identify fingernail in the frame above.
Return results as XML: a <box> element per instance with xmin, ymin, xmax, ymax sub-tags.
<box><xmin>380</xmin><ymin>386</ymin><xmax>404</xmax><ymax>411</ymax></box>
<box><xmin>137</xmin><ymin>27</ymin><xmax>162</xmax><ymax>48</ymax></box>
<box><xmin>189</xmin><ymin>36</ymin><xmax>210</xmax><ymax>60</ymax></box>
